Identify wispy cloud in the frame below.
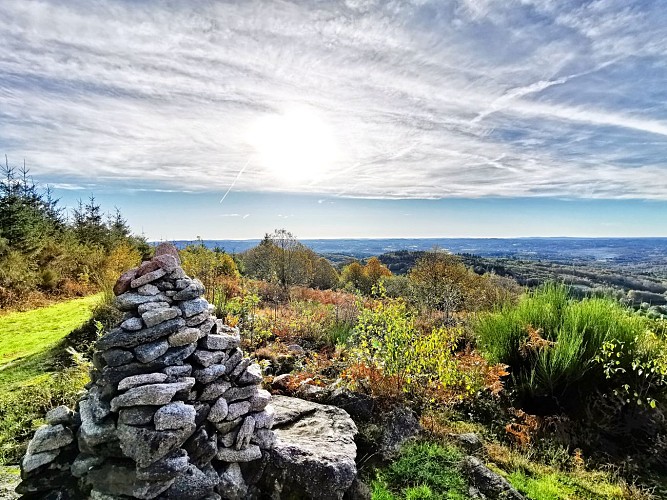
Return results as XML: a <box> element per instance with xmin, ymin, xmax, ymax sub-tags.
<box><xmin>1</xmin><ymin>0</ymin><xmax>666</xmax><ymax>200</ymax></box>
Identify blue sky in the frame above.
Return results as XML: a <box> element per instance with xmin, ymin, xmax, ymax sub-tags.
<box><xmin>2</xmin><ymin>0</ymin><xmax>667</xmax><ymax>239</ymax></box>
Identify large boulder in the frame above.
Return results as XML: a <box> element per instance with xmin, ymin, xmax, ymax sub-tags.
<box><xmin>257</xmin><ymin>395</ymin><xmax>358</xmax><ymax>500</ymax></box>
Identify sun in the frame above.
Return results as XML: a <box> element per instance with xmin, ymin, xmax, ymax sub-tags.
<box><xmin>246</xmin><ymin>107</ymin><xmax>338</xmax><ymax>183</ymax></box>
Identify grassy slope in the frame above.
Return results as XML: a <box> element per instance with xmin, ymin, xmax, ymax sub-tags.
<box><xmin>0</xmin><ymin>294</ymin><xmax>100</xmax><ymax>388</ymax></box>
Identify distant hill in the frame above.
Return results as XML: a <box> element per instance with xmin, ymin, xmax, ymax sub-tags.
<box><xmin>168</xmin><ymin>237</ymin><xmax>667</xmax><ymax>267</ymax></box>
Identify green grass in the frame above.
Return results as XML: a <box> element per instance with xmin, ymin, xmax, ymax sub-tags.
<box><xmin>474</xmin><ymin>283</ymin><xmax>649</xmax><ymax>404</ymax></box>
<box><xmin>0</xmin><ymin>295</ymin><xmax>100</xmax><ymax>465</ymax></box>
<box><xmin>0</xmin><ymin>294</ymin><xmax>100</xmax><ymax>387</ymax></box>
<box><xmin>370</xmin><ymin>442</ymin><xmax>469</xmax><ymax>500</ymax></box>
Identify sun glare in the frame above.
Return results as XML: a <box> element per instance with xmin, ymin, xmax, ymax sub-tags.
<box><xmin>247</xmin><ymin>107</ymin><xmax>338</xmax><ymax>183</ymax></box>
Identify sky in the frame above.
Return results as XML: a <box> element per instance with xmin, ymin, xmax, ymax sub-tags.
<box><xmin>1</xmin><ymin>0</ymin><xmax>667</xmax><ymax>239</ymax></box>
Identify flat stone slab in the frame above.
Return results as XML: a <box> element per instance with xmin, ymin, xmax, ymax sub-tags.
<box><xmin>97</xmin><ymin>317</ymin><xmax>185</xmax><ymax>350</ymax></box>
<box><xmin>258</xmin><ymin>396</ymin><xmax>358</xmax><ymax>500</ymax></box>
<box><xmin>110</xmin><ymin>380</ymin><xmax>195</xmax><ymax>412</ymax></box>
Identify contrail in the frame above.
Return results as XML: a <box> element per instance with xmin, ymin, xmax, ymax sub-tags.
<box><xmin>219</xmin><ymin>159</ymin><xmax>250</xmax><ymax>204</ymax></box>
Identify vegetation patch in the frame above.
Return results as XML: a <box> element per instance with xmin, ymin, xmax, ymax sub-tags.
<box><xmin>0</xmin><ymin>294</ymin><xmax>100</xmax><ymax>376</ymax></box>
<box><xmin>370</xmin><ymin>442</ymin><xmax>469</xmax><ymax>500</ymax></box>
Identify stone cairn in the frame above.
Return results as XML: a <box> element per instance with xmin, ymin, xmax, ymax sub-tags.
<box><xmin>17</xmin><ymin>243</ymin><xmax>275</xmax><ymax>499</ymax></box>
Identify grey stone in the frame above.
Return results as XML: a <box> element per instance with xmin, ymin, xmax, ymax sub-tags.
<box><xmin>238</xmin><ymin>363</ymin><xmax>262</xmax><ymax>386</ymax></box>
<box><xmin>193</xmin><ymin>364</ymin><xmax>227</xmax><ymax>384</ymax></box>
<box><xmin>97</xmin><ymin>360</ymin><xmax>165</xmax><ymax>387</ymax></box>
<box><xmin>185</xmin><ymin>311</ymin><xmax>210</xmax><ymax>327</ymax></box>
<box><xmin>78</xmin><ymin>399</ymin><xmax>116</xmax><ymax>448</ymax></box>
<box><xmin>216</xmin><ymin>445</ymin><xmax>261</xmax><ymax>463</ymax></box>
<box><xmin>216</xmin><ymin>463</ymin><xmax>247</xmax><ymax>500</ymax></box>
<box><xmin>175</xmin><ymin>278</ymin><xmax>192</xmax><ymax>289</ymax></box>
<box><xmin>207</xmin><ymin>397</ymin><xmax>229</xmax><ymax>423</ymax></box>
<box><xmin>173</xmin><ymin>280</ymin><xmax>205</xmax><ymax>301</ymax></box>
<box><xmin>257</xmin><ymin>396</ymin><xmax>358</xmax><ymax>500</ymax></box>
<box><xmin>156</xmin><ymin>280</ymin><xmax>175</xmax><ymax>291</ymax></box>
<box><xmin>45</xmin><ymin>405</ymin><xmax>73</xmax><ymax>426</ymax></box>
<box><xmin>22</xmin><ymin>449</ymin><xmax>60</xmax><ymax>473</ymax></box>
<box><xmin>97</xmin><ymin>317</ymin><xmax>185</xmax><ymax>350</ymax></box>
<box><xmin>84</xmin><ymin>462</ymin><xmax>175</xmax><ymax>499</ymax></box>
<box><xmin>120</xmin><ymin>316</ymin><xmax>143</xmax><ymax>331</ymax></box>
<box><xmin>154</xmin><ymin>402</ymin><xmax>196</xmax><ymax>430</ymax></box>
<box><xmin>461</xmin><ymin>456</ymin><xmax>525</xmax><ymax>500</ymax></box>
<box><xmin>138</xmin><ymin>283</ymin><xmax>160</xmax><ymax>296</ymax></box>
<box><xmin>131</xmin><ymin>267</ymin><xmax>167</xmax><ymax>288</ymax></box>
<box><xmin>229</xmin><ymin>358</ymin><xmax>251</xmax><ymax>379</ymax></box>
<box><xmin>223</xmin><ymin>385</ymin><xmax>259</xmax><ymax>403</ymax></box>
<box><xmin>214</xmin><ymin>417</ymin><xmax>242</xmax><ymax>435</ymax></box>
<box><xmin>88</xmin><ymin>386</ymin><xmax>112</xmax><ymax>422</ymax></box>
<box><xmin>179</xmin><ymin>298</ymin><xmax>209</xmax><ymax>318</ymax></box>
<box><xmin>114</xmin><ymin>292</ymin><xmax>166</xmax><ymax>311</ymax></box>
<box><xmin>184</xmin><ymin>428</ymin><xmax>217</xmax><ymax>467</ymax></box>
<box><xmin>224</xmin><ymin>349</ymin><xmax>243</xmax><ymax>373</ymax></box>
<box><xmin>136</xmin><ymin>449</ymin><xmax>189</xmax><ymax>481</ymax></box>
<box><xmin>169</xmin><ymin>267</ymin><xmax>187</xmax><ymax>279</ymax></box>
<box><xmin>380</xmin><ymin>406</ymin><xmax>421</xmax><ymax>459</ymax></box>
<box><xmin>192</xmin><ymin>349</ymin><xmax>226</xmax><ymax>368</ymax></box>
<box><xmin>26</xmin><ymin>425</ymin><xmax>73</xmax><ymax>454</ymax></box>
<box><xmin>168</xmin><ymin>327</ymin><xmax>202</xmax><ymax>347</ymax></box>
<box><xmin>116</xmin><ymin>422</ymin><xmax>196</xmax><ymax>468</ymax></box>
<box><xmin>252</xmin><ymin>406</ymin><xmax>275</xmax><ymax>429</ymax></box>
<box><xmin>219</xmin><ymin>429</ymin><xmax>238</xmax><ymax>448</ymax></box>
<box><xmin>326</xmin><ymin>388</ymin><xmax>375</xmax><ymax>422</ymax></box>
<box><xmin>194</xmin><ymin>402</ymin><xmax>210</xmax><ymax>426</ymax></box>
<box><xmin>197</xmin><ymin>317</ymin><xmax>216</xmax><ymax>337</ymax></box>
<box><xmin>117</xmin><ymin>372</ymin><xmax>168</xmax><ymax>391</ymax></box>
<box><xmin>200</xmin><ymin>380</ymin><xmax>232</xmax><ymax>401</ymax></box>
<box><xmin>110</xmin><ymin>380</ymin><xmax>195</xmax><ymax>412</ymax></box>
<box><xmin>251</xmin><ymin>428</ymin><xmax>276</xmax><ymax>450</ymax></box>
<box><xmin>70</xmin><ymin>453</ymin><xmax>105</xmax><ymax>478</ymax></box>
<box><xmin>164</xmin><ymin>364</ymin><xmax>193</xmax><ymax>381</ymax></box>
<box><xmin>138</xmin><ymin>301</ymin><xmax>171</xmax><ymax>314</ymax></box>
<box><xmin>235</xmin><ymin>416</ymin><xmax>255</xmax><ymax>450</ymax></box>
<box><xmin>157</xmin><ymin>343</ymin><xmax>197</xmax><ymax>365</ymax></box>
<box><xmin>249</xmin><ymin>390</ymin><xmax>271</xmax><ymax>412</ymax></box>
<box><xmin>142</xmin><ymin>307</ymin><xmax>179</xmax><ymax>328</ymax></box>
<box><xmin>226</xmin><ymin>401</ymin><xmax>251</xmax><ymax>421</ymax></box>
<box><xmin>203</xmin><ymin>333</ymin><xmax>240</xmax><ymax>351</ymax></box>
<box><xmin>118</xmin><ymin>406</ymin><xmax>156</xmax><ymax>425</ymax></box>
<box><xmin>451</xmin><ymin>433</ymin><xmax>484</xmax><ymax>455</ymax></box>
<box><xmin>135</xmin><ymin>339</ymin><xmax>170</xmax><ymax>363</ymax></box>
<box><xmin>102</xmin><ymin>348</ymin><xmax>134</xmax><ymax>367</ymax></box>
<box><xmin>164</xmin><ymin>464</ymin><xmax>219</xmax><ymax>499</ymax></box>
<box><xmin>215</xmin><ymin>320</ymin><xmax>239</xmax><ymax>335</ymax></box>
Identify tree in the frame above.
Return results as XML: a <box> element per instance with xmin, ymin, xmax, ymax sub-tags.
<box><xmin>242</xmin><ymin>229</ymin><xmax>316</xmax><ymax>289</ymax></box>
<box><xmin>408</xmin><ymin>250</ymin><xmax>468</xmax><ymax>320</ymax></box>
<box><xmin>311</xmin><ymin>257</ymin><xmax>339</xmax><ymax>290</ymax></box>
<box><xmin>340</xmin><ymin>257</ymin><xmax>392</xmax><ymax>295</ymax></box>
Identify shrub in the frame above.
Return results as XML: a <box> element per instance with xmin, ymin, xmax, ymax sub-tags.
<box><xmin>370</xmin><ymin>442</ymin><xmax>468</xmax><ymax>500</ymax></box>
<box><xmin>347</xmin><ymin>296</ymin><xmax>504</xmax><ymax>406</ymax></box>
<box><xmin>474</xmin><ymin>283</ymin><xmax>657</xmax><ymax>413</ymax></box>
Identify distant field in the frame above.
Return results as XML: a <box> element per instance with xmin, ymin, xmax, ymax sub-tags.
<box><xmin>0</xmin><ymin>294</ymin><xmax>100</xmax><ymax>387</ymax></box>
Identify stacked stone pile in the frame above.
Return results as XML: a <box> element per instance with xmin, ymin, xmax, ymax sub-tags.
<box><xmin>17</xmin><ymin>243</ymin><xmax>274</xmax><ymax>499</ymax></box>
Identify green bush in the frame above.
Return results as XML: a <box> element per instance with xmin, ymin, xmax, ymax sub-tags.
<box><xmin>474</xmin><ymin>283</ymin><xmax>659</xmax><ymax>411</ymax></box>
<box><xmin>370</xmin><ymin>442</ymin><xmax>468</xmax><ymax>500</ymax></box>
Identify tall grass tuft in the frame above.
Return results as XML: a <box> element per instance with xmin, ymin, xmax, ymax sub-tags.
<box><xmin>475</xmin><ymin>283</ymin><xmax>649</xmax><ymax>409</ymax></box>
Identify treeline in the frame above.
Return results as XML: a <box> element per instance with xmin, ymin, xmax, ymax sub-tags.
<box><xmin>0</xmin><ymin>157</ymin><xmax>148</xmax><ymax>308</ymax></box>
<box><xmin>184</xmin><ymin>230</ymin><xmax>519</xmax><ymax>322</ymax></box>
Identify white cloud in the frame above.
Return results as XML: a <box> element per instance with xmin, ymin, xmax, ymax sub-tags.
<box><xmin>1</xmin><ymin>0</ymin><xmax>666</xmax><ymax>200</ymax></box>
